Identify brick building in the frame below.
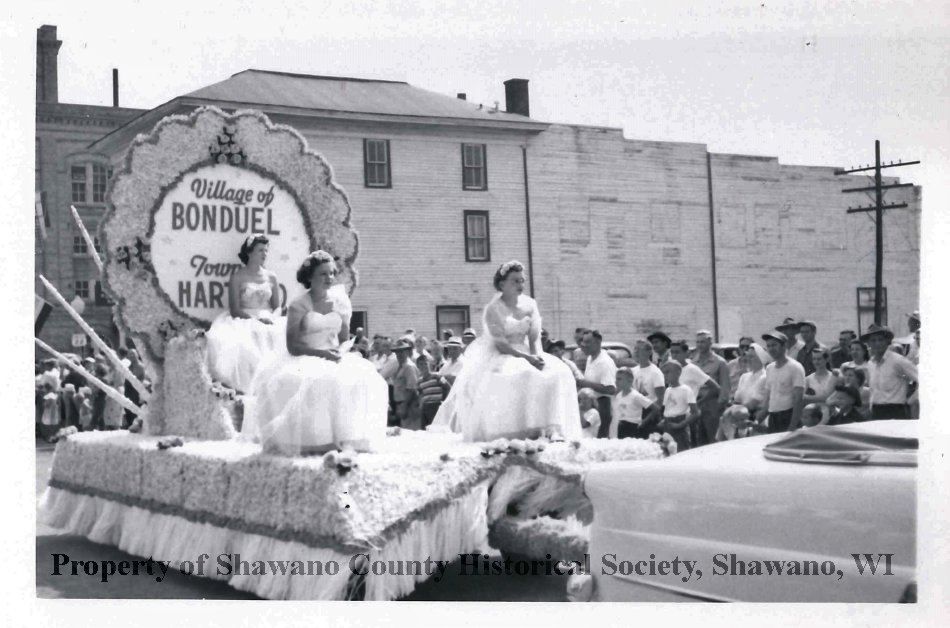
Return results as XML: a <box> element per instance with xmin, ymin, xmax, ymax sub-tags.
<box><xmin>35</xmin><ymin>25</ymin><xmax>921</xmax><ymax>353</ymax></box>
<box><xmin>35</xmin><ymin>25</ymin><xmax>144</xmax><ymax>353</ymax></box>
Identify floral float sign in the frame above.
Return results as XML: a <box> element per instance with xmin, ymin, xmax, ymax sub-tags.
<box><xmin>150</xmin><ymin>164</ymin><xmax>308</xmax><ymax>321</ymax></box>
<box><xmin>101</xmin><ymin>106</ymin><xmax>361</xmax><ymax>367</ymax></box>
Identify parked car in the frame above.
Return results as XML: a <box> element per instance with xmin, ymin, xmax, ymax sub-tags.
<box><xmin>711</xmin><ymin>343</ymin><xmax>740</xmax><ymax>362</ymax></box>
<box><xmin>583</xmin><ymin>420</ymin><xmax>916</xmax><ymax>602</ymax></box>
<box><xmin>563</xmin><ymin>342</ymin><xmax>632</xmax><ymax>369</ymax></box>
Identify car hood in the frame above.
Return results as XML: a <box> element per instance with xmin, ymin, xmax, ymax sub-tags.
<box><xmin>584</xmin><ymin>421</ymin><xmax>916</xmax><ymax>601</ymax></box>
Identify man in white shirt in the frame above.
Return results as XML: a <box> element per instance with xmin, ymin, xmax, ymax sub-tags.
<box><xmin>755</xmin><ymin>331</ymin><xmax>806</xmax><ymax>433</ymax></box>
<box><xmin>438</xmin><ymin>337</ymin><xmax>465</xmax><ymax>386</ymax></box>
<box><xmin>670</xmin><ymin>340</ymin><xmax>719</xmax><ymax>446</ymax></box>
<box><xmin>862</xmin><ymin>324</ymin><xmax>917</xmax><ymax>420</ymax></box>
<box><xmin>577</xmin><ymin>329</ymin><xmax>617</xmax><ymax>438</ymax></box>
<box><xmin>619</xmin><ymin>340</ymin><xmax>665</xmax><ymax>403</ymax></box>
<box><xmin>648</xmin><ymin>331</ymin><xmax>673</xmax><ymax>368</ymax></box>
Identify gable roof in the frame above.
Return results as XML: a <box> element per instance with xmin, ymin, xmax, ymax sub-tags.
<box><xmin>89</xmin><ymin>69</ymin><xmax>546</xmax><ymax>154</ymax></box>
<box><xmin>185</xmin><ymin>69</ymin><xmax>540</xmax><ymax>124</ymax></box>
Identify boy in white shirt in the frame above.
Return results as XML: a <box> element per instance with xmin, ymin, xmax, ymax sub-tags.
<box><xmin>658</xmin><ymin>361</ymin><xmax>699</xmax><ymax>451</ymax></box>
<box><xmin>611</xmin><ymin>367</ymin><xmax>659</xmax><ymax>439</ymax></box>
<box><xmin>577</xmin><ymin>388</ymin><xmax>601</xmax><ymax>439</ymax></box>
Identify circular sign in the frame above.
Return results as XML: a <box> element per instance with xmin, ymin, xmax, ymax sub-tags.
<box><xmin>149</xmin><ymin>163</ymin><xmax>311</xmax><ymax>323</ymax></box>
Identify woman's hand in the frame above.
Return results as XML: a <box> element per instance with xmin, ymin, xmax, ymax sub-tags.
<box><xmin>317</xmin><ymin>349</ymin><xmax>341</xmax><ymax>363</ymax></box>
<box><xmin>525</xmin><ymin>354</ymin><xmax>545</xmax><ymax>371</ymax></box>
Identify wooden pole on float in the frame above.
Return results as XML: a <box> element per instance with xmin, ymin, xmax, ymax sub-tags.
<box><xmin>38</xmin><ymin>274</ymin><xmax>150</xmax><ymax>400</ymax></box>
<box><xmin>35</xmin><ymin>337</ymin><xmax>141</xmax><ymax>416</ymax></box>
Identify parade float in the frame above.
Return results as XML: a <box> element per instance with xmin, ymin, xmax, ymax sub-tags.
<box><xmin>37</xmin><ymin>107</ymin><xmax>672</xmax><ymax>600</ymax></box>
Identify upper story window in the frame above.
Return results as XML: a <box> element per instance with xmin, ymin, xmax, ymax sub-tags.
<box><xmin>462</xmin><ymin>144</ymin><xmax>487</xmax><ymax>190</ymax></box>
<box><xmin>73</xmin><ymin>234</ymin><xmax>101</xmax><ymax>256</ymax></box>
<box><xmin>363</xmin><ymin>139</ymin><xmax>391</xmax><ymax>188</ymax></box>
<box><xmin>70</xmin><ymin>162</ymin><xmax>113</xmax><ymax>205</ymax></box>
<box><xmin>463</xmin><ymin>210</ymin><xmax>491</xmax><ymax>261</ymax></box>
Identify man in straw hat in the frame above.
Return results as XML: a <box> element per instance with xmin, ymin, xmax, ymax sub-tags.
<box><xmin>862</xmin><ymin>324</ymin><xmax>917</xmax><ymax>421</ymax></box>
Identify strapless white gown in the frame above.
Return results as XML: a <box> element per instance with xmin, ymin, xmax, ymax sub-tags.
<box><xmin>430</xmin><ymin>295</ymin><xmax>581</xmax><ymax>442</ymax></box>
<box><xmin>242</xmin><ymin>294</ymin><xmax>388</xmax><ymax>455</ymax></box>
<box><xmin>205</xmin><ymin>279</ymin><xmax>286</xmax><ymax>392</ymax></box>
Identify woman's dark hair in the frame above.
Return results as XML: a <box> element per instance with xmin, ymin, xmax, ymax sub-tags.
<box><xmin>238</xmin><ymin>234</ymin><xmax>270</xmax><ymax>264</ymax></box>
<box><xmin>296</xmin><ymin>250</ymin><xmax>336</xmax><ymax>288</ymax></box>
<box><xmin>493</xmin><ymin>260</ymin><xmax>524</xmax><ymax>291</ymax></box>
<box><xmin>849</xmin><ymin>340</ymin><xmax>870</xmax><ymax>362</ymax></box>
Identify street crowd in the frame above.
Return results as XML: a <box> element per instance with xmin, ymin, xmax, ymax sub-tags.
<box><xmin>353</xmin><ymin>311</ymin><xmax>920</xmax><ymax>451</ymax></box>
<box><xmin>36</xmin><ymin>311</ymin><xmax>920</xmax><ymax>452</ymax></box>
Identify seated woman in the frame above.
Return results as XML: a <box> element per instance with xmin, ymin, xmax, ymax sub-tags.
<box><xmin>206</xmin><ymin>235</ymin><xmax>286</xmax><ymax>393</ymax></box>
<box><xmin>242</xmin><ymin>251</ymin><xmax>388</xmax><ymax>456</ymax></box>
<box><xmin>803</xmin><ymin>347</ymin><xmax>838</xmax><ymax>426</ymax></box>
<box><xmin>429</xmin><ymin>260</ymin><xmax>581</xmax><ymax>442</ymax></box>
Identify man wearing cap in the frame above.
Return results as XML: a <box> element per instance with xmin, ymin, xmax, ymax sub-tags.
<box><xmin>755</xmin><ymin>330</ymin><xmax>806</xmax><ymax>433</ymax></box>
<box><xmin>826</xmin><ymin>385</ymin><xmax>864</xmax><ymax>425</ymax></box>
<box><xmin>648</xmin><ymin>331</ymin><xmax>673</xmax><ymax>368</ymax></box>
<box><xmin>692</xmin><ymin>330</ymin><xmax>731</xmax><ymax>446</ymax></box>
<box><xmin>438</xmin><ymin>337</ymin><xmax>465</xmax><ymax>386</ymax></box>
<box><xmin>863</xmin><ymin>324</ymin><xmax>917</xmax><ymax>420</ymax></box>
<box><xmin>830</xmin><ymin>330</ymin><xmax>856</xmax><ymax>370</ymax></box>
<box><xmin>461</xmin><ymin>328</ymin><xmax>477</xmax><ymax>351</ymax></box>
<box><xmin>776</xmin><ymin>318</ymin><xmax>805</xmax><ymax>360</ymax></box>
<box><xmin>577</xmin><ymin>329</ymin><xmax>618</xmax><ymax>438</ymax></box>
<box><xmin>794</xmin><ymin>321</ymin><xmax>825</xmax><ymax>376</ymax></box>
<box><xmin>391</xmin><ymin>339</ymin><xmax>419</xmax><ymax>427</ymax></box>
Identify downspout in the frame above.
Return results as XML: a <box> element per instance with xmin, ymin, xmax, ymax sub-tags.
<box><xmin>522</xmin><ymin>145</ymin><xmax>535</xmax><ymax>297</ymax></box>
<box><xmin>706</xmin><ymin>152</ymin><xmax>720</xmax><ymax>341</ymax></box>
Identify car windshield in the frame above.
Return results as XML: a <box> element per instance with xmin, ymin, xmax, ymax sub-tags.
<box><xmin>762</xmin><ymin>425</ymin><xmax>918</xmax><ymax>467</ymax></box>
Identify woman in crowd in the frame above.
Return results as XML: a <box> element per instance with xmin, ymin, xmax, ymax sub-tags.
<box><xmin>717</xmin><ymin>343</ymin><xmax>769</xmax><ymax>440</ymax></box>
<box><xmin>206</xmin><ymin>234</ymin><xmax>285</xmax><ymax>393</ymax></box>
<box><xmin>429</xmin><ymin>260</ymin><xmax>581</xmax><ymax>442</ymax></box>
<box><xmin>243</xmin><ymin>251</ymin><xmax>388</xmax><ymax>455</ymax></box>
<box><xmin>803</xmin><ymin>347</ymin><xmax>838</xmax><ymax>425</ymax></box>
<box><xmin>840</xmin><ymin>339</ymin><xmax>870</xmax><ymax>382</ymax></box>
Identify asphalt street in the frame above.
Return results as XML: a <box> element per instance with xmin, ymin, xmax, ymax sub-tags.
<box><xmin>35</xmin><ymin>439</ymin><xmax>565</xmax><ymax>601</ymax></box>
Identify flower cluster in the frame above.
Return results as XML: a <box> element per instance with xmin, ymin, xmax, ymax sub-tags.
<box><xmin>647</xmin><ymin>432</ymin><xmax>679</xmax><ymax>456</ymax></box>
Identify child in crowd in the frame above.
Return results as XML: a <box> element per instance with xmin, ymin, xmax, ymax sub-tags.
<box><xmin>658</xmin><ymin>361</ymin><xmax>698</xmax><ymax>452</ymax></box>
<box><xmin>839</xmin><ymin>366</ymin><xmax>871</xmax><ymax>419</ymax></box>
<box><xmin>76</xmin><ymin>386</ymin><xmax>93</xmax><ymax>431</ymax></box>
<box><xmin>416</xmin><ymin>355</ymin><xmax>445</xmax><ymax>429</ymax></box>
<box><xmin>578</xmin><ymin>388</ymin><xmax>601</xmax><ymax>439</ymax></box>
<box><xmin>610</xmin><ymin>367</ymin><xmax>659</xmax><ymax>439</ymax></box>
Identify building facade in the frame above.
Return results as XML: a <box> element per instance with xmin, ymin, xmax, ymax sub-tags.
<box><xmin>35</xmin><ymin>25</ymin><xmax>921</xmax><ymax>353</ymax></box>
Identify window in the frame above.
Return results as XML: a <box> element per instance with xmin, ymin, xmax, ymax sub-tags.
<box><xmin>463</xmin><ymin>210</ymin><xmax>491</xmax><ymax>261</ymax></box>
<box><xmin>92</xmin><ymin>163</ymin><xmax>109</xmax><ymax>202</ymax></box>
<box><xmin>857</xmin><ymin>287</ymin><xmax>887</xmax><ymax>335</ymax></box>
<box><xmin>350</xmin><ymin>311</ymin><xmax>368</xmax><ymax>337</ymax></box>
<box><xmin>74</xmin><ymin>280</ymin><xmax>90</xmax><ymax>299</ymax></box>
<box><xmin>71</xmin><ymin>166</ymin><xmax>87</xmax><ymax>203</ymax></box>
<box><xmin>363</xmin><ymin>139</ymin><xmax>391</xmax><ymax>188</ymax></box>
<box><xmin>462</xmin><ymin>143</ymin><xmax>487</xmax><ymax>190</ymax></box>
<box><xmin>70</xmin><ymin>162</ymin><xmax>113</xmax><ymax>204</ymax></box>
<box><xmin>73</xmin><ymin>234</ymin><xmax>100</xmax><ymax>256</ymax></box>
<box><xmin>436</xmin><ymin>305</ymin><xmax>471</xmax><ymax>340</ymax></box>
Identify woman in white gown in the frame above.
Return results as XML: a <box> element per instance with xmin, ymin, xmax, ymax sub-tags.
<box><xmin>243</xmin><ymin>251</ymin><xmax>388</xmax><ymax>455</ymax></box>
<box><xmin>205</xmin><ymin>235</ymin><xmax>286</xmax><ymax>393</ymax></box>
<box><xmin>430</xmin><ymin>261</ymin><xmax>581</xmax><ymax>442</ymax></box>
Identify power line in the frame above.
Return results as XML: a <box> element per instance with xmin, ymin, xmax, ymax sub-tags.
<box><xmin>835</xmin><ymin>140</ymin><xmax>918</xmax><ymax>326</ymax></box>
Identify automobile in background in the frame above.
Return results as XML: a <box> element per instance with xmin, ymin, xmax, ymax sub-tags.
<box><xmin>583</xmin><ymin>421</ymin><xmax>916</xmax><ymax>602</ymax></box>
<box><xmin>563</xmin><ymin>342</ymin><xmax>632</xmax><ymax>369</ymax></box>
<box><xmin>711</xmin><ymin>343</ymin><xmax>740</xmax><ymax>362</ymax></box>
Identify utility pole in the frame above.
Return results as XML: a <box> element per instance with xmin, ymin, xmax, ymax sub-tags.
<box><xmin>835</xmin><ymin>140</ymin><xmax>918</xmax><ymax>325</ymax></box>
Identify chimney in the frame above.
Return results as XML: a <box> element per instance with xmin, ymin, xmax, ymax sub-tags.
<box><xmin>113</xmin><ymin>68</ymin><xmax>119</xmax><ymax>107</ymax></box>
<box><xmin>456</xmin><ymin>93</ymin><xmax>467</xmax><ymax>100</ymax></box>
<box><xmin>36</xmin><ymin>25</ymin><xmax>62</xmax><ymax>103</ymax></box>
<box><xmin>503</xmin><ymin>78</ymin><xmax>529</xmax><ymax>117</ymax></box>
